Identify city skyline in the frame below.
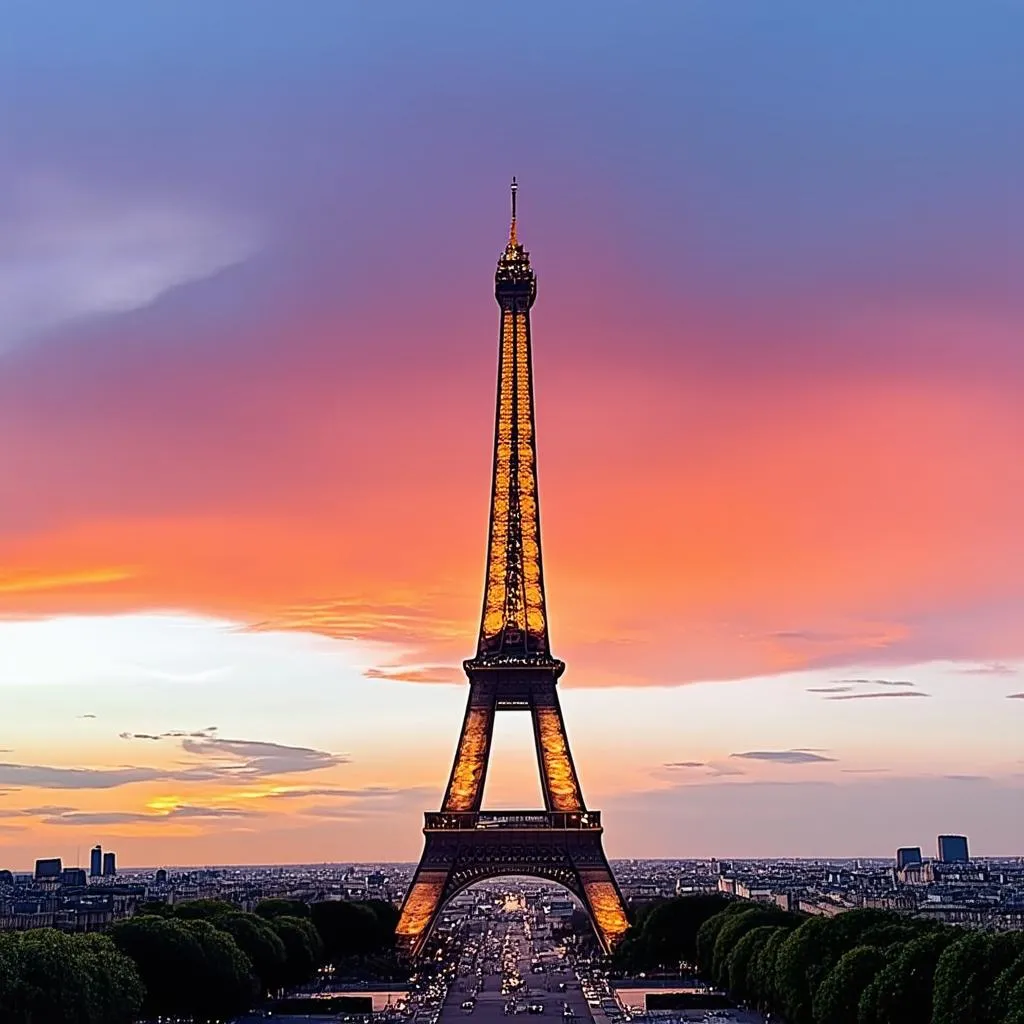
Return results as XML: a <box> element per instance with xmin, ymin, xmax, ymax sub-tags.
<box><xmin>2</xmin><ymin>1</ymin><xmax>1023</xmax><ymax>869</ymax></box>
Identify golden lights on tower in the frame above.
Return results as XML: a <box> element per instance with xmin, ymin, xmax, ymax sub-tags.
<box><xmin>443</xmin><ymin>706</ymin><xmax>491</xmax><ymax>812</ymax></box>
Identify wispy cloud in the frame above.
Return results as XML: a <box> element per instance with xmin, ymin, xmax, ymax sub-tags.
<box><xmin>836</xmin><ymin>678</ymin><xmax>915</xmax><ymax>688</ymax></box>
<box><xmin>364</xmin><ymin>665</ymin><xmax>462</xmax><ymax>684</ymax></box>
<box><xmin>0</xmin><ymin>568</ymin><xmax>135</xmax><ymax>594</ymax></box>
<box><xmin>0</xmin><ymin>734</ymin><xmax>347</xmax><ymax>790</ymax></box>
<box><xmin>731</xmin><ymin>749</ymin><xmax>837</xmax><ymax>764</ymax></box>
<box><xmin>0</xmin><ymin>176</ymin><xmax>258</xmax><ymax>350</ymax></box>
<box><xmin>807</xmin><ymin>685</ymin><xmax>853</xmax><ymax>694</ymax></box>
<box><xmin>664</xmin><ymin>761</ymin><xmax>706</xmax><ymax>769</ymax></box>
<box><xmin>1007</xmin><ymin>693</ymin><xmax>1024</xmax><ymax>700</ymax></box>
<box><xmin>957</xmin><ymin>663</ymin><xmax>1017</xmax><ymax>677</ymax></box>
<box><xmin>119</xmin><ymin>726</ymin><xmax>218</xmax><ymax>742</ymax></box>
<box><xmin>825</xmin><ymin>690</ymin><xmax>928</xmax><ymax>701</ymax></box>
<box><xmin>39</xmin><ymin>805</ymin><xmax>255</xmax><ymax>826</ymax></box>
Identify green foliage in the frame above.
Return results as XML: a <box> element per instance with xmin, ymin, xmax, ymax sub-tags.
<box><xmin>725</xmin><ymin>924</ymin><xmax>777</xmax><ymax>1002</ymax></box>
<box><xmin>1004</xmin><ymin>977</ymin><xmax>1024</xmax><ymax>1024</ymax></box>
<box><xmin>858</xmin><ymin>929</ymin><xmax>957</xmax><ymax>1024</ymax></box>
<box><xmin>633</xmin><ymin>894</ymin><xmax>732</xmax><ymax>969</ymax></box>
<box><xmin>217</xmin><ymin>912</ymin><xmax>289</xmax><ymax>993</ymax></box>
<box><xmin>931</xmin><ymin>931</ymin><xmax>999</xmax><ymax>1024</ymax></box>
<box><xmin>0</xmin><ymin>929</ymin><xmax>143</xmax><ymax>1024</ymax></box>
<box><xmin>810</xmin><ymin>944</ymin><xmax>886</xmax><ymax>1024</ymax></box>
<box><xmin>992</xmin><ymin>952</ymin><xmax>1024</xmax><ymax>1022</ymax></box>
<box><xmin>747</xmin><ymin>925</ymin><xmax>790</xmax><ymax>1009</ymax></box>
<box><xmin>110</xmin><ymin>914</ymin><xmax>257</xmax><ymax>1020</ymax></box>
<box><xmin>695</xmin><ymin>900</ymin><xmax>760</xmax><ymax>974</ymax></box>
<box><xmin>172</xmin><ymin>897</ymin><xmax>238</xmax><ymax>920</ymax></box>
<box><xmin>271</xmin><ymin>914</ymin><xmax>325</xmax><ymax>987</ymax></box>
<box><xmin>312</xmin><ymin>899</ymin><xmax>389</xmax><ymax>961</ymax></box>
<box><xmin>773</xmin><ymin>911</ymin><xmax>913</xmax><ymax>1024</ymax></box>
<box><xmin>711</xmin><ymin>905</ymin><xmax>792</xmax><ymax>986</ymax></box>
<box><xmin>256</xmin><ymin>897</ymin><xmax>311</xmax><ymax>920</ymax></box>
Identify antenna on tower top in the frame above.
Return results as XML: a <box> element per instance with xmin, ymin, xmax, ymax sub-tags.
<box><xmin>509</xmin><ymin>177</ymin><xmax>519</xmax><ymax>246</ymax></box>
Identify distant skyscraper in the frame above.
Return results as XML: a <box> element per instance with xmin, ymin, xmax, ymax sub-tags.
<box><xmin>90</xmin><ymin>845</ymin><xmax>102</xmax><ymax>877</ymax></box>
<box><xmin>938</xmin><ymin>834</ymin><xmax>969</xmax><ymax>862</ymax></box>
<box><xmin>35</xmin><ymin>857</ymin><xmax>62</xmax><ymax>880</ymax></box>
<box><xmin>896</xmin><ymin>847</ymin><xmax>922</xmax><ymax>870</ymax></box>
<box><xmin>155</xmin><ymin>868</ymin><xmax>168</xmax><ymax>884</ymax></box>
<box><xmin>102</xmin><ymin>851</ymin><xmax>117</xmax><ymax>876</ymax></box>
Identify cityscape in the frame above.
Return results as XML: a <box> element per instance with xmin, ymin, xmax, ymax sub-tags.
<box><xmin>2</xmin><ymin>2</ymin><xmax>1023</xmax><ymax>1024</ymax></box>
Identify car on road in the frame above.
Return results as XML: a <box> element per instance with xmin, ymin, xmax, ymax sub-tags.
<box><xmin>528</xmin><ymin>1004</ymin><xmax>544</xmax><ymax>1014</ymax></box>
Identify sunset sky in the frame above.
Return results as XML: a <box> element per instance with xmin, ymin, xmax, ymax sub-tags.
<box><xmin>1</xmin><ymin>1</ymin><xmax>1023</xmax><ymax>870</ymax></box>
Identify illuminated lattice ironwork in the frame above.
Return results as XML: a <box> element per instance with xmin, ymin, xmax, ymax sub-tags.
<box><xmin>535</xmin><ymin>706</ymin><xmax>583</xmax><ymax>812</ymax></box>
<box><xmin>475</xmin><ymin>196</ymin><xmax>549</xmax><ymax>664</ymax></box>
<box><xmin>442</xmin><ymin>705</ymin><xmax>493</xmax><ymax>812</ymax></box>
<box><xmin>582</xmin><ymin>879</ymin><xmax>631</xmax><ymax>948</ymax></box>
<box><xmin>395</xmin><ymin>181</ymin><xmax>628</xmax><ymax>960</ymax></box>
<box><xmin>394</xmin><ymin>876</ymin><xmax>446</xmax><ymax>939</ymax></box>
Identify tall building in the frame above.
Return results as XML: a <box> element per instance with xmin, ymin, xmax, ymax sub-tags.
<box><xmin>35</xmin><ymin>857</ymin><xmax>62</xmax><ymax>880</ymax></box>
<box><xmin>938</xmin><ymin>835</ymin><xmax>969</xmax><ymax>862</ymax></box>
<box><xmin>102</xmin><ymin>851</ymin><xmax>117</xmax><ymax>877</ymax></box>
<box><xmin>395</xmin><ymin>182</ymin><xmax>628</xmax><ymax>958</ymax></box>
<box><xmin>896</xmin><ymin>847</ymin><xmax>922</xmax><ymax>870</ymax></box>
<box><xmin>90</xmin><ymin>845</ymin><xmax>102</xmax><ymax>877</ymax></box>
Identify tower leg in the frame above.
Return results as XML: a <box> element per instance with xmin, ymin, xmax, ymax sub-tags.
<box><xmin>441</xmin><ymin>691</ymin><xmax>496</xmax><ymax>812</ymax></box>
<box><xmin>531</xmin><ymin>688</ymin><xmax>584</xmax><ymax>812</ymax></box>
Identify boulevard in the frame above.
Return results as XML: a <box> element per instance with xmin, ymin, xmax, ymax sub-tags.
<box><xmin>440</xmin><ymin>909</ymin><xmax>595</xmax><ymax>1024</ymax></box>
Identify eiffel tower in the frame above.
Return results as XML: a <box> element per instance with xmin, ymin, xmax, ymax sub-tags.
<box><xmin>395</xmin><ymin>180</ymin><xmax>629</xmax><ymax>956</ymax></box>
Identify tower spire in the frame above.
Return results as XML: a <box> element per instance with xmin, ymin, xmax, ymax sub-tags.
<box><xmin>509</xmin><ymin>176</ymin><xmax>518</xmax><ymax>246</ymax></box>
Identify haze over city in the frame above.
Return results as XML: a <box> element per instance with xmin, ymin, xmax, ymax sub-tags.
<box><xmin>2</xmin><ymin>0</ymin><xmax>1023</xmax><ymax>871</ymax></box>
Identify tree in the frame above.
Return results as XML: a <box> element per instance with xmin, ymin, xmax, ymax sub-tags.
<box><xmin>173</xmin><ymin>898</ymin><xmax>238</xmax><ymax>921</ymax></box>
<box><xmin>992</xmin><ymin>952</ymin><xmax>1024</xmax><ymax>1022</ymax></box>
<box><xmin>695</xmin><ymin>902</ymin><xmax>760</xmax><ymax>975</ymax></box>
<box><xmin>271</xmin><ymin>915</ymin><xmax>324</xmax><ymax>987</ymax></box>
<box><xmin>1003</xmin><ymin>977</ymin><xmax>1024</xmax><ymax>1024</ymax></box>
<box><xmin>747</xmin><ymin>925</ymin><xmax>790</xmax><ymax>1011</ymax></box>
<box><xmin>634</xmin><ymin>894</ymin><xmax>732</xmax><ymax>968</ymax></box>
<box><xmin>711</xmin><ymin>906</ymin><xmax>791</xmax><ymax>987</ymax></box>
<box><xmin>111</xmin><ymin>914</ymin><xmax>257</xmax><ymax>1020</ymax></box>
<box><xmin>860</xmin><ymin>930</ymin><xmax>957</xmax><ymax>1024</ymax></box>
<box><xmin>185</xmin><ymin>919</ymin><xmax>259</xmax><ymax>1016</ymax></box>
<box><xmin>931</xmin><ymin>932</ymin><xmax>999</xmax><ymax>1024</ymax></box>
<box><xmin>774</xmin><ymin>911</ymin><xmax>900</xmax><ymax>1024</ymax></box>
<box><xmin>0</xmin><ymin>933</ymin><xmax>24</xmax><ymax>1021</ymax></box>
<box><xmin>76</xmin><ymin>933</ymin><xmax>146</xmax><ymax>1024</ymax></box>
<box><xmin>111</xmin><ymin>915</ymin><xmax>203</xmax><ymax>1017</ymax></box>
<box><xmin>725</xmin><ymin>924</ymin><xmax>777</xmax><ymax>1003</ymax></box>
<box><xmin>311</xmin><ymin>900</ymin><xmax>385</xmax><ymax>960</ymax></box>
<box><xmin>810</xmin><ymin>944</ymin><xmax>885</xmax><ymax>1024</ymax></box>
<box><xmin>0</xmin><ymin>929</ymin><xmax>143</xmax><ymax>1024</ymax></box>
<box><xmin>218</xmin><ymin>912</ymin><xmax>289</xmax><ymax>994</ymax></box>
<box><xmin>257</xmin><ymin>898</ymin><xmax>311</xmax><ymax>920</ymax></box>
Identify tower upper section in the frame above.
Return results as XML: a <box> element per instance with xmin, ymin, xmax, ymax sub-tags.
<box><xmin>495</xmin><ymin>177</ymin><xmax>537</xmax><ymax>306</ymax></box>
<box><xmin>471</xmin><ymin>181</ymin><xmax>557</xmax><ymax>670</ymax></box>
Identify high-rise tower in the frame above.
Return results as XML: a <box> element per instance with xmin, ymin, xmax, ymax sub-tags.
<box><xmin>395</xmin><ymin>181</ymin><xmax>628</xmax><ymax>956</ymax></box>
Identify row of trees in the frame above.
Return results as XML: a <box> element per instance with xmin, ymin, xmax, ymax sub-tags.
<box><xmin>614</xmin><ymin>895</ymin><xmax>1024</xmax><ymax>1024</ymax></box>
<box><xmin>0</xmin><ymin>896</ymin><xmax>400</xmax><ymax>1024</ymax></box>
<box><xmin>0</xmin><ymin>930</ymin><xmax>144</xmax><ymax>1024</ymax></box>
